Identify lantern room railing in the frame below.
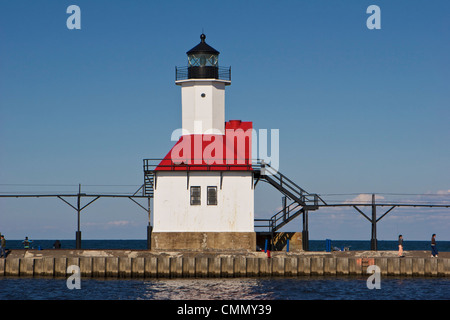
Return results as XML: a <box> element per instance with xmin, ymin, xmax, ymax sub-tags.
<box><xmin>175</xmin><ymin>66</ymin><xmax>231</xmax><ymax>81</ymax></box>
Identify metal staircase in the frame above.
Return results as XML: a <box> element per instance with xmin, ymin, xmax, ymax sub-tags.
<box><xmin>254</xmin><ymin>162</ymin><xmax>320</xmax><ymax>209</ymax></box>
<box><xmin>255</xmin><ymin>201</ymin><xmax>305</xmax><ymax>233</ymax></box>
<box><xmin>142</xmin><ymin>159</ymin><xmax>155</xmax><ymax>197</ymax></box>
<box><xmin>143</xmin><ymin>171</ymin><xmax>154</xmax><ymax>197</ymax></box>
<box><xmin>253</xmin><ymin>161</ymin><xmax>325</xmax><ymax>233</ymax></box>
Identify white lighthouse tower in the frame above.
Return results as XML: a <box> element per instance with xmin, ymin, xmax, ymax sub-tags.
<box><xmin>178</xmin><ymin>33</ymin><xmax>228</xmax><ymax>136</ymax></box>
<box><xmin>151</xmin><ymin>34</ymin><xmax>256</xmax><ymax>251</ymax></box>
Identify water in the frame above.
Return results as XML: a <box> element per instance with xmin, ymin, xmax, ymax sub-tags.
<box><xmin>3</xmin><ymin>239</ymin><xmax>149</xmax><ymax>250</ymax></box>
<box><xmin>1</xmin><ymin>239</ymin><xmax>449</xmax><ymax>301</ymax></box>
<box><xmin>4</xmin><ymin>239</ymin><xmax>450</xmax><ymax>251</ymax></box>
<box><xmin>0</xmin><ymin>276</ymin><xmax>449</xmax><ymax>300</ymax></box>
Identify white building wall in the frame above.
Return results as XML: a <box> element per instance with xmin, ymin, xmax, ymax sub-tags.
<box><xmin>177</xmin><ymin>80</ymin><xmax>227</xmax><ymax>135</ymax></box>
<box><xmin>153</xmin><ymin>171</ymin><xmax>254</xmax><ymax>232</ymax></box>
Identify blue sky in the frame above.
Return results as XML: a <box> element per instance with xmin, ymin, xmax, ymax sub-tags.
<box><xmin>0</xmin><ymin>0</ymin><xmax>449</xmax><ymax>241</ymax></box>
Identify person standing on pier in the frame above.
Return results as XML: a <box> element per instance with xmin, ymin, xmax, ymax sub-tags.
<box><xmin>431</xmin><ymin>234</ymin><xmax>438</xmax><ymax>258</ymax></box>
<box><xmin>23</xmin><ymin>236</ymin><xmax>33</xmax><ymax>249</ymax></box>
<box><xmin>53</xmin><ymin>240</ymin><xmax>61</xmax><ymax>249</ymax></box>
<box><xmin>398</xmin><ymin>235</ymin><xmax>404</xmax><ymax>257</ymax></box>
<box><xmin>0</xmin><ymin>235</ymin><xmax>6</xmax><ymax>258</ymax></box>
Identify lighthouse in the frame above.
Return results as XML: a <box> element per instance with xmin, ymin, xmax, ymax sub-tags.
<box><xmin>150</xmin><ymin>34</ymin><xmax>256</xmax><ymax>251</ymax></box>
<box><xmin>178</xmin><ymin>33</ymin><xmax>228</xmax><ymax>136</ymax></box>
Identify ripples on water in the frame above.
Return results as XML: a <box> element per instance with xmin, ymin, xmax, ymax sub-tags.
<box><xmin>1</xmin><ymin>277</ymin><xmax>449</xmax><ymax>300</ymax></box>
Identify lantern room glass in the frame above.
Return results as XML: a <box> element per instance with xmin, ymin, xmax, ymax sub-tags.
<box><xmin>188</xmin><ymin>54</ymin><xmax>218</xmax><ymax>67</ymax></box>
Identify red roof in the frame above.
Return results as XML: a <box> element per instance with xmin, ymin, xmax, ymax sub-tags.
<box><xmin>155</xmin><ymin>120</ymin><xmax>252</xmax><ymax>171</ymax></box>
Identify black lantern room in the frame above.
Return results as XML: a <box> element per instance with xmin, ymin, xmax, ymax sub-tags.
<box><xmin>187</xmin><ymin>33</ymin><xmax>219</xmax><ymax>79</ymax></box>
<box><xmin>176</xmin><ymin>34</ymin><xmax>230</xmax><ymax>81</ymax></box>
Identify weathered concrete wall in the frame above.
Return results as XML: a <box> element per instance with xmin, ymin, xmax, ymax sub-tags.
<box><xmin>151</xmin><ymin>232</ymin><xmax>256</xmax><ymax>251</ymax></box>
<box><xmin>1</xmin><ymin>254</ymin><xmax>449</xmax><ymax>278</ymax></box>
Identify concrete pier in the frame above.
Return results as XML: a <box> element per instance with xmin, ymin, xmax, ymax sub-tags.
<box><xmin>0</xmin><ymin>250</ymin><xmax>449</xmax><ymax>278</ymax></box>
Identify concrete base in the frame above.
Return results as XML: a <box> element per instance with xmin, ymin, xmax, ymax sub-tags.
<box><xmin>151</xmin><ymin>232</ymin><xmax>256</xmax><ymax>251</ymax></box>
<box><xmin>2</xmin><ymin>250</ymin><xmax>450</xmax><ymax>278</ymax></box>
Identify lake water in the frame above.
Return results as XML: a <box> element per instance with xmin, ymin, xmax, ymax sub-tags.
<box><xmin>3</xmin><ymin>239</ymin><xmax>450</xmax><ymax>252</ymax></box>
<box><xmin>1</xmin><ymin>276</ymin><xmax>449</xmax><ymax>300</ymax></box>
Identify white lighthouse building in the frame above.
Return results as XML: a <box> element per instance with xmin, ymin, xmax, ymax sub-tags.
<box><xmin>150</xmin><ymin>34</ymin><xmax>256</xmax><ymax>251</ymax></box>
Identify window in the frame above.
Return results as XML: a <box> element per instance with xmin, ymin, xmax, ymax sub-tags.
<box><xmin>207</xmin><ymin>186</ymin><xmax>217</xmax><ymax>205</ymax></box>
<box><xmin>188</xmin><ymin>54</ymin><xmax>218</xmax><ymax>67</ymax></box>
<box><xmin>190</xmin><ymin>186</ymin><xmax>201</xmax><ymax>205</ymax></box>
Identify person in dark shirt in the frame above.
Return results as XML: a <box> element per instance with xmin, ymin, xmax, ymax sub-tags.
<box><xmin>398</xmin><ymin>235</ymin><xmax>404</xmax><ymax>257</ymax></box>
<box><xmin>0</xmin><ymin>235</ymin><xmax>6</xmax><ymax>258</ymax></box>
<box><xmin>53</xmin><ymin>240</ymin><xmax>61</xmax><ymax>249</ymax></box>
<box><xmin>431</xmin><ymin>234</ymin><xmax>438</xmax><ymax>258</ymax></box>
<box><xmin>23</xmin><ymin>236</ymin><xmax>33</xmax><ymax>249</ymax></box>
